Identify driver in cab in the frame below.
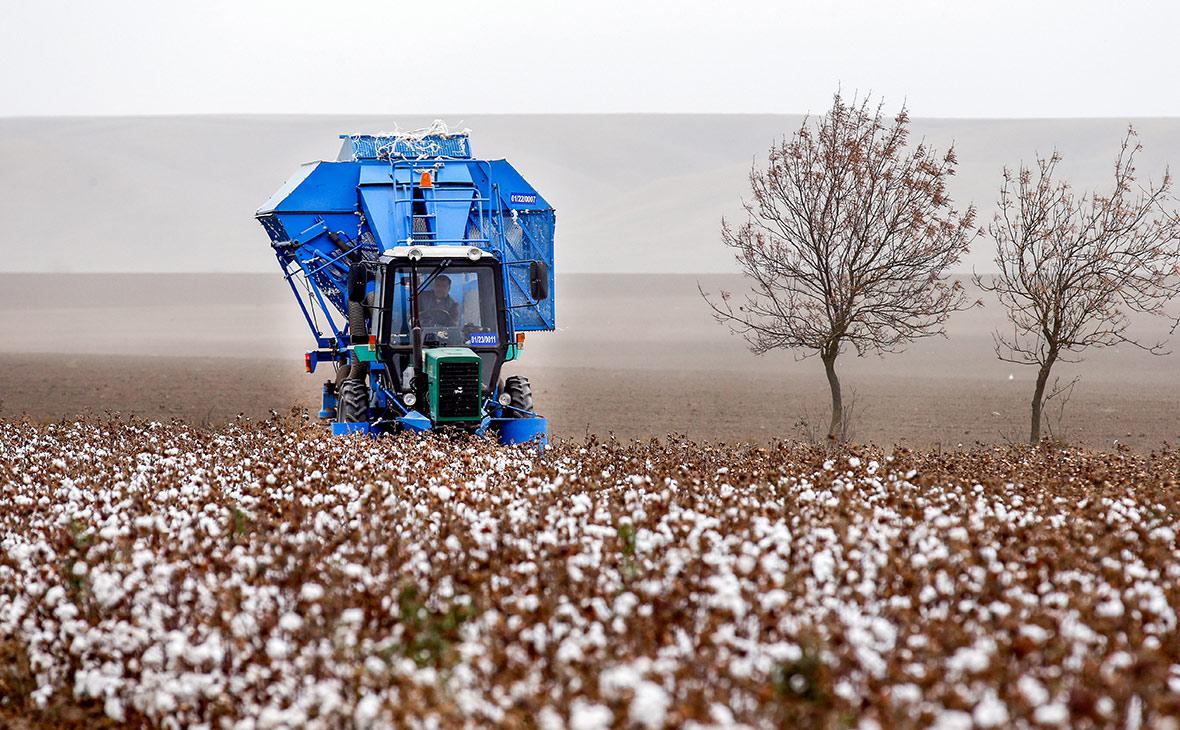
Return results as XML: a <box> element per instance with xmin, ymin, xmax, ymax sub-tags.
<box><xmin>419</xmin><ymin>274</ymin><xmax>460</xmax><ymax>328</ymax></box>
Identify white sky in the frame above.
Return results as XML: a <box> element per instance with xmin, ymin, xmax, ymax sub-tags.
<box><xmin>2</xmin><ymin>0</ymin><xmax>1178</xmax><ymax>118</ymax></box>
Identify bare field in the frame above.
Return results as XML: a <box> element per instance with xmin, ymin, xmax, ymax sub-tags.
<box><xmin>3</xmin><ymin>354</ymin><xmax>1179</xmax><ymax>451</ymax></box>
<box><xmin>2</xmin><ymin>418</ymin><xmax>1179</xmax><ymax>728</ymax></box>
<box><xmin>1</xmin><ymin>274</ymin><xmax>1178</xmax><ymax>449</ymax></box>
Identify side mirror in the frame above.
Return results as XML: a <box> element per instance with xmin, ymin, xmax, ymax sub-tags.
<box><xmin>529</xmin><ymin>261</ymin><xmax>549</xmax><ymax>301</ymax></box>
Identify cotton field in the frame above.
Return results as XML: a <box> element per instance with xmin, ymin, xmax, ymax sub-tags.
<box><xmin>1</xmin><ymin>418</ymin><xmax>1179</xmax><ymax>729</ymax></box>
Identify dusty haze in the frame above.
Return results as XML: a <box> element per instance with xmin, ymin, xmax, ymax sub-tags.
<box><xmin>1</xmin><ymin>272</ymin><xmax>1177</xmax><ymax>448</ymax></box>
<box><xmin>2</xmin><ymin>115</ymin><xmax>1179</xmax><ymax>274</ymax></box>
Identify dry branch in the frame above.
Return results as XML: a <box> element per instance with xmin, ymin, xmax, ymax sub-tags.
<box><xmin>976</xmin><ymin>128</ymin><xmax>1180</xmax><ymax>443</ymax></box>
<box><xmin>703</xmin><ymin>92</ymin><xmax>976</xmax><ymax>440</ymax></box>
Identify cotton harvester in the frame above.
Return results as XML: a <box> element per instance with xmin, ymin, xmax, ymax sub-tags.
<box><xmin>256</xmin><ymin>126</ymin><xmax>554</xmax><ymax>445</ymax></box>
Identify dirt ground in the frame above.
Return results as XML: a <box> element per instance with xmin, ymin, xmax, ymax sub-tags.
<box><xmin>1</xmin><ymin>273</ymin><xmax>1178</xmax><ymax>449</ymax></box>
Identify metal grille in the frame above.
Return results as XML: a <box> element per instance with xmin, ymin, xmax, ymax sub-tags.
<box><xmin>258</xmin><ymin>214</ymin><xmax>287</xmax><ymax>242</ymax></box>
<box><xmin>436</xmin><ymin>361</ymin><xmax>481</xmax><ymax>419</ymax></box>
<box><xmin>504</xmin><ymin>210</ymin><xmax>556</xmax><ymax>332</ymax></box>
<box><xmin>345</xmin><ymin>134</ymin><xmax>471</xmax><ymax>161</ymax></box>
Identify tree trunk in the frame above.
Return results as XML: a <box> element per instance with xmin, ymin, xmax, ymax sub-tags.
<box><xmin>1029</xmin><ymin>354</ymin><xmax>1057</xmax><ymax>445</ymax></box>
<box><xmin>822</xmin><ymin>351</ymin><xmax>843</xmax><ymax>441</ymax></box>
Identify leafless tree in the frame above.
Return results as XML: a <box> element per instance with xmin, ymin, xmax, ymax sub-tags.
<box><xmin>701</xmin><ymin>93</ymin><xmax>977</xmax><ymax>440</ymax></box>
<box><xmin>976</xmin><ymin>128</ymin><xmax>1180</xmax><ymax>444</ymax></box>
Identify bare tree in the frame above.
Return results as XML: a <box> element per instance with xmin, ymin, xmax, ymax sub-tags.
<box><xmin>701</xmin><ymin>93</ymin><xmax>977</xmax><ymax>440</ymax></box>
<box><xmin>976</xmin><ymin>128</ymin><xmax>1180</xmax><ymax>444</ymax></box>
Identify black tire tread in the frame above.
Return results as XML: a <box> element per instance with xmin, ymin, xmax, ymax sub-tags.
<box><xmin>503</xmin><ymin>375</ymin><xmax>535</xmax><ymax>416</ymax></box>
<box><xmin>337</xmin><ymin>378</ymin><xmax>369</xmax><ymax>423</ymax></box>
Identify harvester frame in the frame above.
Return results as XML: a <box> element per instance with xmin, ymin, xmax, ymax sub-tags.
<box><xmin>256</xmin><ymin>127</ymin><xmax>554</xmax><ymax>445</ymax></box>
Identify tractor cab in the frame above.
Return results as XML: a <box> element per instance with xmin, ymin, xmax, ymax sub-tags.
<box><xmin>373</xmin><ymin>245</ymin><xmax>511</xmax><ymax>424</ymax></box>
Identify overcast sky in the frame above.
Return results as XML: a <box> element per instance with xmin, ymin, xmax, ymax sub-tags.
<box><xmin>3</xmin><ymin>0</ymin><xmax>1178</xmax><ymax>118</ymax></box>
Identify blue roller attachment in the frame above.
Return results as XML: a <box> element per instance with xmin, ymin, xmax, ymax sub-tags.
<box><xmin>498</xmin><ymin>417</ymin><xmax>548</xmax><ymax>447</ymax></box>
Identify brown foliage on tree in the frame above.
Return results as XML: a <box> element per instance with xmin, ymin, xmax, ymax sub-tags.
<box><xmin>976</xmin><ymin>129</ymin><xmax>1180</xmax><ymax>444</ymax></box>
<box><xmin>702</xmin><ymin>93</ymin><xmax>977</xmax><ymax>440</ymax></box>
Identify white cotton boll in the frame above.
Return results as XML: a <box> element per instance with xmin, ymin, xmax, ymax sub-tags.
<box><xmin>31</xmin><ymin>684</ymin><xmax>54</xmax><ymax>708</ymax></box>
<box><xmin>1127</xmin><ymin>695</ymin><xmax>1143</xmax><ymax>730</ymax></box>
<box><xmin>973</xmin><ymin>691</ymin><xmax>1009</xmax><ymax>728</ymax></box>
<box><xmin>1149</xmin><ymin>526</ymin><xmax>1176</xmax><ymax>543</ymax></box>
<box><xmin>570</xmin><ymin>700</ymin><xmax>613</xmax><ymax>730</ymax></box>
<box><xmin>257</xmin><ymin>706</ymin><xmax>287</xmax><ymax>729</ymax></box>
<box><xmin>930</xmin><ymin>710</ymin><xmax>972</xmax><ymax>730</ymax></box>
<box><xmin>43</xmin><ymin>585</ymin><xmax>65</xmax><ymax>606</ymax></box>
<box><xmin>354</xmin><ymin>693</ymin><xmax>381</xmax><ymax>728</ymax></box>
<box><xmin>1032</xmin><ymin>702</ymin><xmax>1069</xmax><ymax>725</ymax></box>
<box><xmin>1095</xmin><ymin>597</ymin><xmax>1124</xmax><ymax>618</ymax></box>
<box><xmin>91</xmin><ymin>571</ymin><xmax>124</xmax><ymax>608</ymax></box>
<box><xmin>104</xmin><ymin>695</ymin><xmax>126</xmax><ymax>722</ymax></box>
<box><xmin>848</xmin><ymin>456</ymin><xmax>861</xmax><ymax>468</ymax></box>
<box><xmin>890</xmin><ymin>683</ymin><xmax>921</xmax><ymax>705</ymax></box>
<box><xmin>537</xmin><ymin>706</ymin><xmax>564</xmax><ymax>730</ymax></box>
<box><xmin>599</xmin><ymin>664</ymin><xmax>641</xmax><ymax>698</ymax></box>
<box><xmin>811</xmin><ymin>550</ymin><xmax>835</xmax><ymax>583</ymax></box>
<box><xmin>265</xmin><ymin>637</ymin><xmax>289</xmax><ymax>660</ymax></box>
<box><xmin>142</xmin><ymin>644</ymin><xmax>164</xmax><ymax>669</ymax></box>
<box><xmin>364</xmin><ymin>656</ymin><xmax>385</xmax><ymax>675</ymax></box>
<box><xmin>278</xmin><ymin>612</ymin><xmax>303</xmax><ymax>632</ymax></box>
<box><xmin>629</xmin><ymin>681</ymin><xmax>671</xmax><ymax>729</ymax></box>
<box><xmin>1019</xmin><ymin>624</ymin><xmax>1050</xmax><ymax>645</ymax></box>
<box><xmin>947</xmin><ymin>641</ymin><xmax>993</xmax><ymax>676</ymax></box>
<box><xmin>300</xmin><ymin>583</ymin><xmax>325</xmax><ymax>602</ymax></box>
<box><xmin>761</xmin><ymin>589</ymin><xmax>789</xmax><ymax>611</ymax></box>
<box><xmin>1018</xmin><ymin>676</ymin><xmax>1049</xmax><ymax>706</ymax></box>
<box><xmin>709</xmin><ymin>704</ymin><xmax>735</xmax><ymax>725</ymax></box>
<box><xmin>231</xmin><ymin>612</ymin><xmax>259</xmax><ymax>639</ymax></box>
<box><xmin>736</xmin><ymin>554</ymin><xmax>757</xmax><ymax>575</ymax></box>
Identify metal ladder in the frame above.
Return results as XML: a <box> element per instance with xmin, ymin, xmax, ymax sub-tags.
<box><xmin>387</xmin><ymin>159</ymin><xmax>498</xmax><ymax>249</ymax></box>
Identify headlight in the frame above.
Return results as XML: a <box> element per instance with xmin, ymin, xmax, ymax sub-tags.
<box><xmin>407</xmin><ymin>247</ymin><xmax>423</xmax><ymax>262</ymax></box>
<box><xmin>497</xmin><ymin>392</ymin><xmax>512</xmax><ymax>407</ymax></box>
<box><xmin>467</xmin><ymin>247</ymin><xmax>482</xmax><ymax>261</ymax></box>
<box><xmin>403</xmin><ymin>392</ymin><xmax>418</xmax><ymax>407</ymax></box>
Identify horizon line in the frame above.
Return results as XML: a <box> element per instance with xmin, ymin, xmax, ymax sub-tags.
<box><xmin>3</xmin><ymin>111</ymin><xmax>1180</xmax><ymax>123</ymax></box>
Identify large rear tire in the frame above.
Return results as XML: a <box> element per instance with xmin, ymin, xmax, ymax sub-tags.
<box><xmin>502</xmin><ymin>375</ymin><xmax>535</xmax><ymax>416</ymax></box>
<box><xmin>337</xmin><ymin>378</ymin><xmax>369</xmax><ymax>423</ymax></box>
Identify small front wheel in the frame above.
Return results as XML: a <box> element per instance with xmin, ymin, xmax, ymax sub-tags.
<box><xmin>502</xmin><ymin>375</ymin><xmax>535</xmax><ymax>416</ymax></box>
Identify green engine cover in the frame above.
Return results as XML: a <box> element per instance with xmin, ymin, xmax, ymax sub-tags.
<box><xmin>425</xmin><ymin>348</ymin><xmax>483</xmax><ymax>423</ymax></box>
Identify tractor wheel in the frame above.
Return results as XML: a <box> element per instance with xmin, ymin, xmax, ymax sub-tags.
<box><xmin>502</xmin><ymin>375</ymin><xmax>535</xmax><ymax>416</ymax></box>
<box><xmin>337</xmin><ymin>378</ymin><xmax>369</xmax><ymax>423</ymax></box>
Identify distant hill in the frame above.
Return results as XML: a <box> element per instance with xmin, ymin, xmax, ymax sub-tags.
<box><xmin>2</xmin><ymin>114</ymin><xmax>1178</xmax><ymax>274</ymax></box>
